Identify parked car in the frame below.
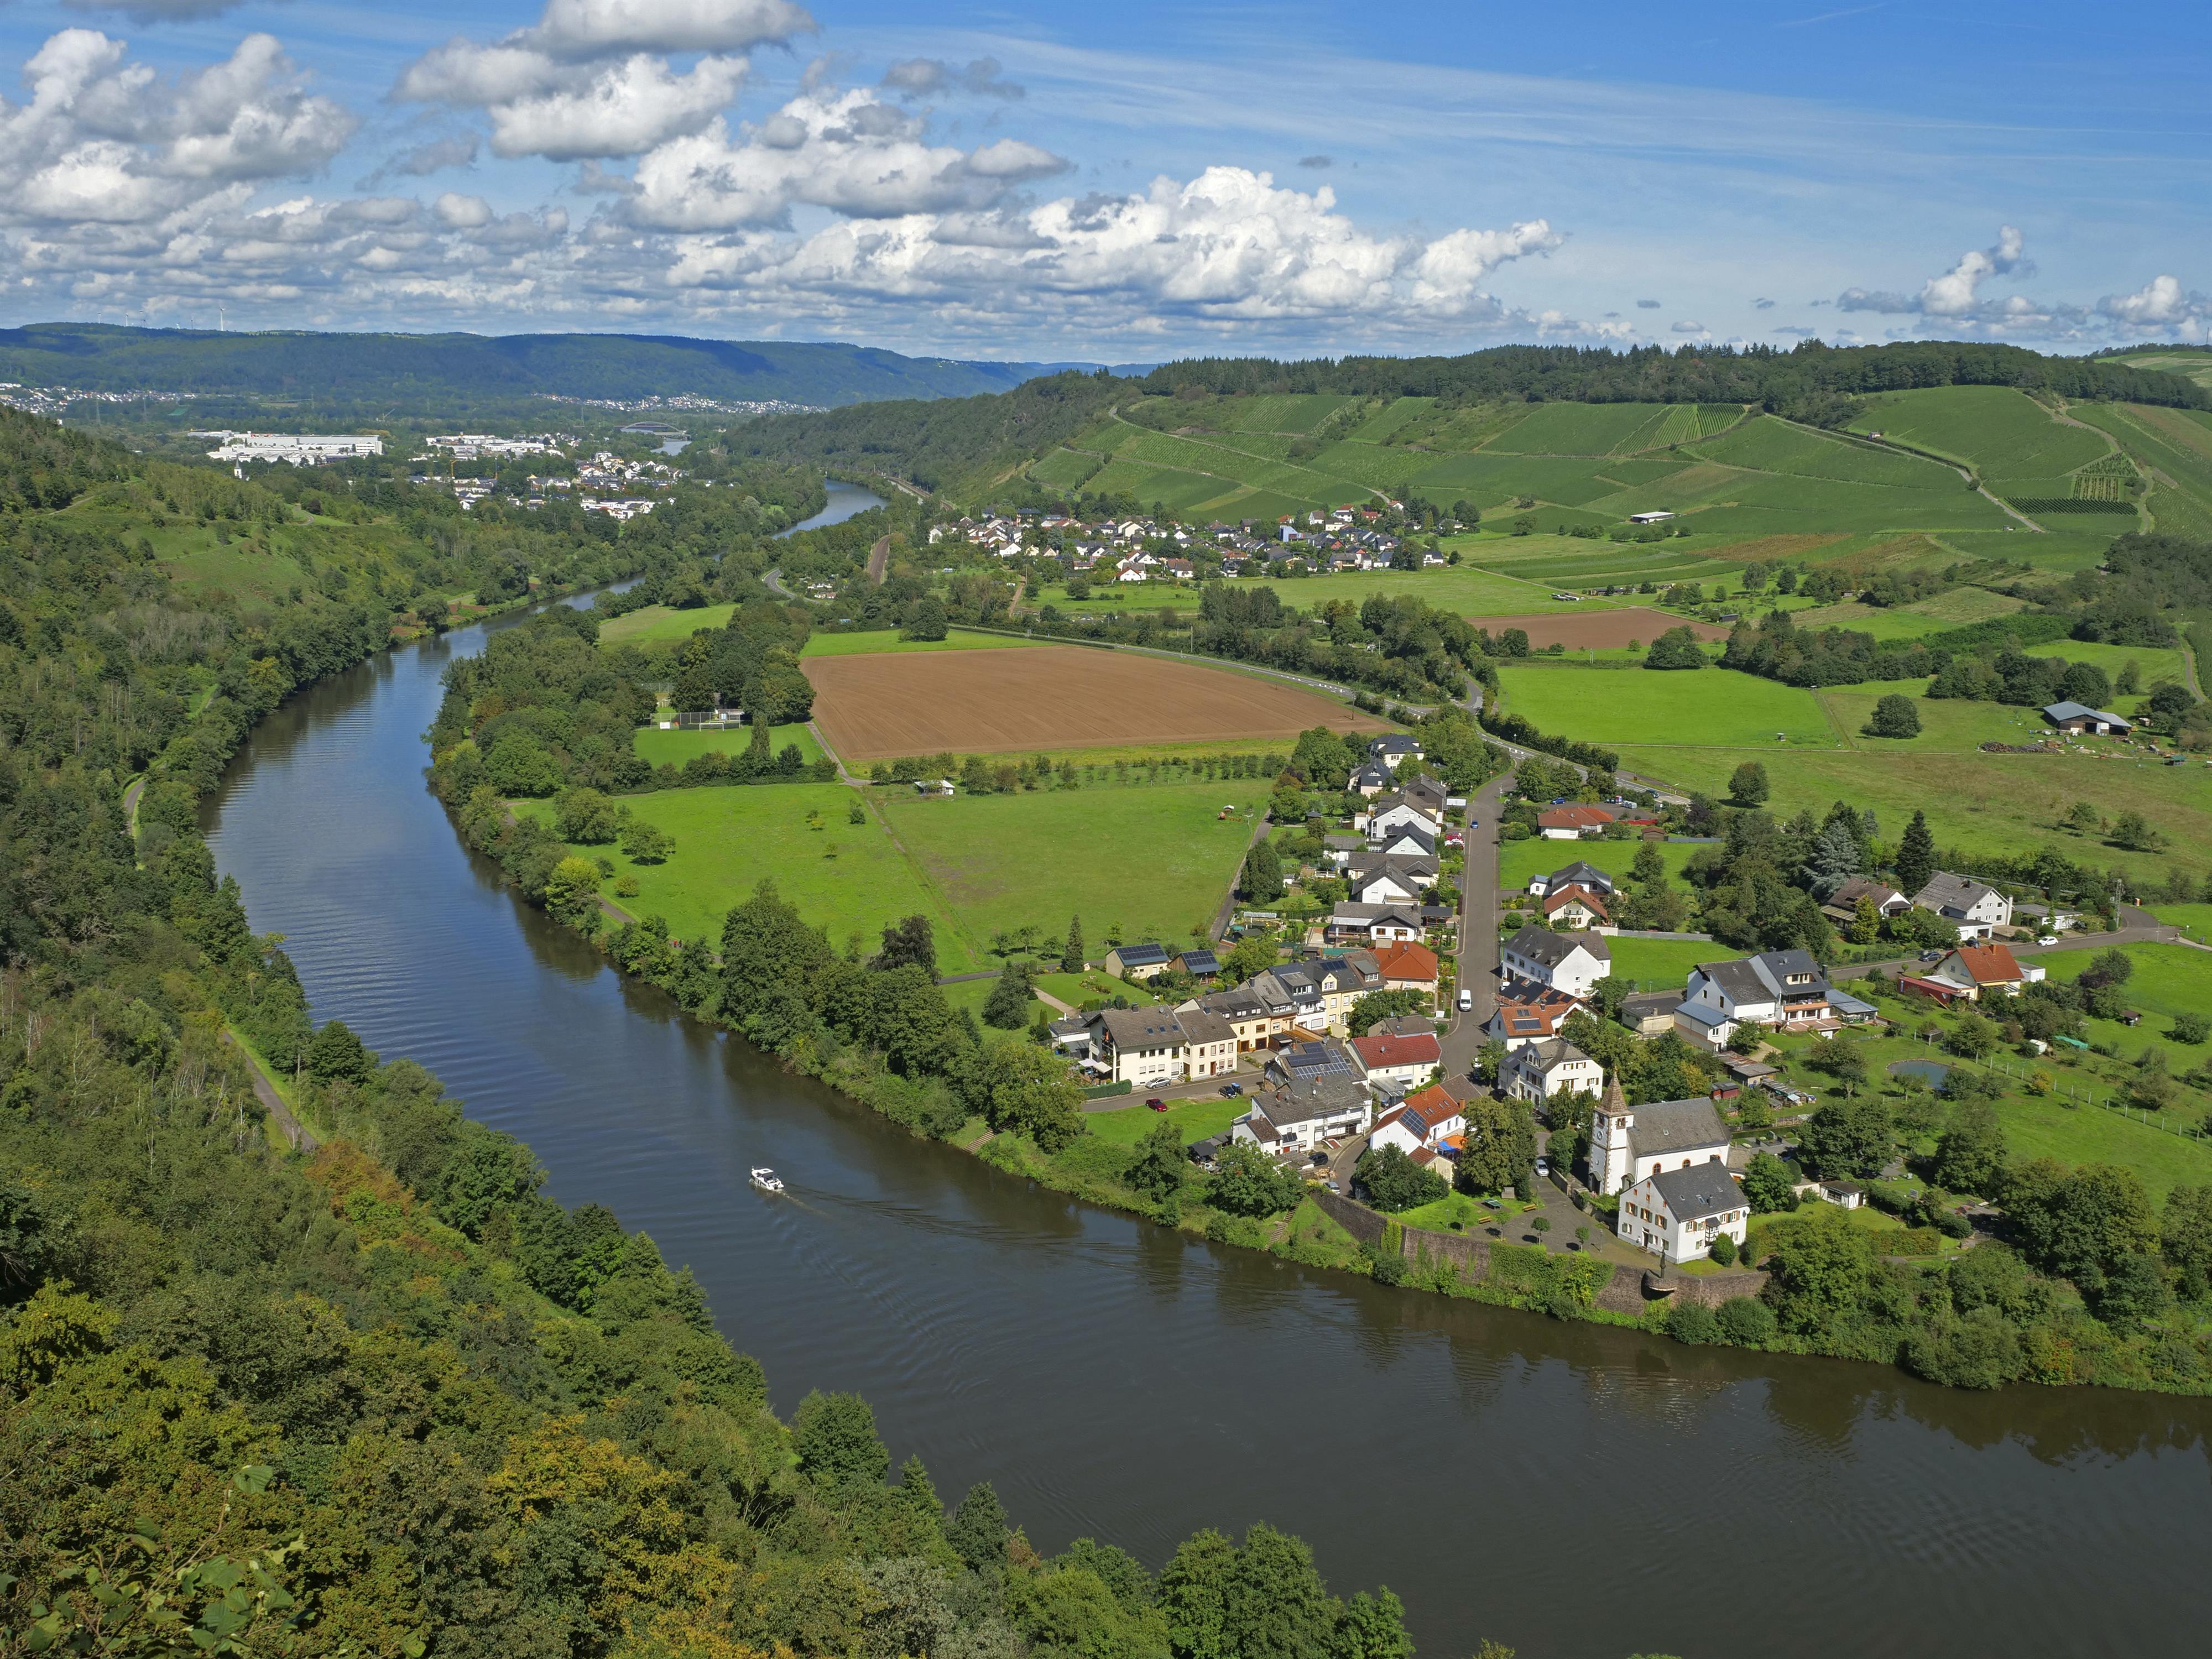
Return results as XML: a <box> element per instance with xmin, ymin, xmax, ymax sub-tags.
<box><xmin>1220</xmin><ymin>1082</ymin><xmax>1243</xmax><ymax>1097</ymax></box>
<box><xmin>1458</xmin><ymin>987</ymin><xmax>1474</xmax><ymax>1011</ymax></box>
<box><xmin>1919</xmin><ymin>948</ymin><xmax>1945</xmax><ymax>962</ymax></box>
<box><xmin>1146</xmin><ymin>1097</ymin><xmax>1167</xmax><ymax>1110</ymax></box>
<box><xmin>2037</xmin><ymin>934</ymin><xmax>2059</xmax><ymax>946</ymax></box>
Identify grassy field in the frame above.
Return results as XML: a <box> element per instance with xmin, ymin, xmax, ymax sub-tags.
<box><xmin>1497</xmin><ymin>664</ymin><xmax>1841</xmax><ymax>748</ymax></box>
<box><xmin>1496</xmin><ymin>836</ymin><xmax>1704</xmax><ymax>892</ymax></box>
<box><xmin>1087</xmin><ymin>1096</ymin><xmax>1244</xmax><ymax>1147</ymax></box>
<box><xmin>1814</xmin><ymin>691</ymin><xmax>2054</xmax><ymax>751</ymax></box>
<box><xmin>1612</xmin><ymin>742</ymin><xmax>2212</xmax><ymax>880</ymax></box>
<box><xmin>800</xmin><ymin>629</ymin><xmax>1042</xmax><ymax>656</ymax></box>
<box><xmin>1031</xmin><ymin>967</ymin><xmax>1146</xmax><ymax>1009</ymax></box>
<box><xmin>875</xmin><ymin>778</ymin><xmax>1272</xmax><ymax>963</ymax></box>
<box><xmin>2041</xmin><ymin>942</ymin><xmax>2212</xmax><ymax>1025</ymax></box>
<box><xmin>633</xmin><ymin>723</ymin><xmax>822</xmax><ymax>768</ymax></box>
<box><xmin>1791</xmin><ymin>590</ymin><xmax>2027</xmax><ymax>640</ymax></box>
<box><xmin>599</xmin><ymin>602</ymin><xmax>736</xmax><ymax>646</ymax></box>
<box><xmin>515</xmin><ymin>784</ymin><xmax>982</xmax><ymax>974</ymax></box>
<box><xmin>1605</xmin><ymin>937</ymin><xmax>1736</xmax><ymax>990</ymax></box>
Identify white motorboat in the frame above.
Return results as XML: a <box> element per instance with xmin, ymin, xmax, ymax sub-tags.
<box><xmin>749</xmin><ymin>1167</ymin><xmax>785</xmax><ymax>1193</ymax></box>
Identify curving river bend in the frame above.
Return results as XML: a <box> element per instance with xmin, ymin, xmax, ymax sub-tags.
<box><xmin>203</xmin><ymin>485</ymin><xmax>2212</xmax><ymax>1657</ymax></box>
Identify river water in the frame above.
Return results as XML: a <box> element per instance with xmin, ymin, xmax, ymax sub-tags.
<box><xmin>202</xmin><ymin>545</ymin><xmax>2212</xmax><ymax>1658</ymax></box>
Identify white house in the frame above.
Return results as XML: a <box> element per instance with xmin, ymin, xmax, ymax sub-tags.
<box><xmin>1367</xmin><ymin>735</ymin><xmax>1423</xmax><ymax>771</ymax></box>
<box><xmin>1499</xmin><ymin>926</ymin><xmax>1612</xmax><ymax>999</ymax></box>
<box><xmin>1348</xmin><ymin>1029</ymin><xmax>1442</xmax><ymax>1094</ymax></box>
<box><xmin>1526</xmin><ymin>860</ymin><xmax>1616</xmax><ymax>900</ymax></box>
<box><xmin>1673</xmin><ymin>950</ymin><xmax>1874</xmax><ymax>1050</ymax></box>
<box><xmin>1586</xmin><ymin>1075</ymin><xmax>1732</xmax><ymax>1196</ymax></box>
<box><xmin>1616</xmin><ymin>1163</ymin><xmax>1748</xmax><ymax>1262</ymax></box>
<box><xmin>1087</xmin><ymin>1007</ymin><xmax>1189</xmax><ymax>1087</ymax></box>
<box><xmin>1912</xmin><ymin>872</ymin><xmax>2012</xmax><ymax>942</ymax></box>
<box><xmin>1501</xmin><ymin>1037</ymin><xmax>1603</xmax><ymax>1105</ymax></box>
<box><xmin>1232</xmin><ymin>1074</ymin><xmax>1373</xmax><ymax>1155</ymax></box>
<box><xmin>1366</xmin><ymin>1085</ymin><xmax>1465</xmax><ymax>1157</ymax></box>
<box><xmin>1360</xmin><ymin>796</ymin><xmax>1443</xmax><ymax>843</ymax></box>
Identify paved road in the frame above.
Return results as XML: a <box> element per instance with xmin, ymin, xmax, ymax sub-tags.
<box><xmin>764</xmin><ymin>566</ymin><xmax>798</xmax><ymax>599</ymax></box>
<box><xmin>1441</xmin><ymin>776</ymin><xmax>1507</xmax><ymax>1081</ymax></box>
<box><xmin>1852</xmin><ymin>918</ymin><xmax>2180</xmax><ymax>979</ymax></box>
<box><xmin>223</xmin><ymin>1033</ymin><xmax>318</xmax><ymax>1152</ymax></box>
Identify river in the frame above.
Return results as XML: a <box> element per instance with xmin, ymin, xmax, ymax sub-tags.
<box><xmin>202</xmin><ymin>578</ymin><xmax>2212</xmax><ymax>1658</ymax></box>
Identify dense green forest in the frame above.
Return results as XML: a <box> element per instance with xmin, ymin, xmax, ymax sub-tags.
<box><xmin>1133</xmin><ymin>341</ymin><xmax>2211</xmax><ymax>414</ymax></box>
<box><xmin>0</xmin><ymin>405</ymin><xmax>1423</xmax><ymax>1658</ymax></box>
<box><xmin>0</xmin><ymin>324</ymin><xmax>1086</xmax><ymax>417</ymax></box>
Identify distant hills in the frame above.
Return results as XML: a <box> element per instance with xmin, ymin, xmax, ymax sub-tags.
<box><xmin>0</xmin><ymin>322</ymin><xmax>1141</xmax><ymax>413</ymax></box>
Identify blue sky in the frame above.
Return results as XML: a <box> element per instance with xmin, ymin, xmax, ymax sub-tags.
<box><xmin>0</xmin><ymin>0</ymin><xmax>2203</xmax><ymax>357</ymax></box>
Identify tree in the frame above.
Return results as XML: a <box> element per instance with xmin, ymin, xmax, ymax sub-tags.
<box><xmin>1727</xmin><ymin>761</ymin><xmax>1769</xmax><ymax>807</ymax></box>
<box><xmin>1644</xmin><ymin>625</ymin><xmax>1708</xmax><ymax>670</ymax></box>
<box><xmin>1356</xmin><ymin>1144</ymin><xmax>1448</xmax><ymax>1212</ymax></box>
<box><xmin>1348</xmin><ymin>989</ymin><xmax>1428</xmax><ymax>1036</ymax></box>
<box><xmin>1241</xmin><ymin>838</ymin><xmax>1282</xmax><ymax>902</ymax></box>
<box><xmin>848</xmin><ymin>796</ymin><xmax>868</xmax><ymax>826</ymax></box>
<box><xmin>902</xmin><ymin>595</ymin><xmax>949</xmax><ymax>641</ymax></box>
<box><xmin>981</xmin><ymin>960</ymin><xmax>1033</xmax><ymax>1029</ymax></box>
<box><xmin>305</xmin><ymin>1019</ymin><xmax>374</xmax><ymax>1087</ymax></box>
<box><xmin>1798</xmin><ymin>1094</ymin><xmax>1892</xmax><ymax>1178</ymax></box>
<box><xmin>1932</xmin><ymin>1098</ymin><xmax>2006</xmax><ymax>1197</ymax></box>
<box><xmin>619</xmin><ymin>818</ymin><xmax>673</xmax><ymax>864</ymax></box>
<box><xmin>793</xmin><ymin>1389</ymin><xmax>889</xmax><ymax>1489</ymax></box>
<box><xmin>2110</xmin><ymin>809</ymin><xmax>2165</xmax><ymax>852</ymax></box>
<box><xmin>1803</xmin><ymin>818</ymin><xmax>1863</xmax><ymax>900</ymax></box>
<box><xmin>2062</xmin><ymin>800</ymin><xmax>2103</xmax><ymax>837</ymax></box>
<box><xmin>2161</xmin><ymin>1185</ymin><xmax>2212</xmax><ymax>1300</ymax></box>
<box><xmin>962</xmin><ymin>1036</ymin><xmax>1083</xmax><ymax>1150</ymax></box>
<box><xmin>946</xmin><ymin>1481</ymin><xmax>1009</xmax><ymax>1571</ymax></box>
<box><xmin>2002</xmin><ymin>1157</ymin><xmax>2157</xmax><ymax>1283</ymax></box>
<box><xmin>1707</xmin><ymin>1229</ymin><xmax>1738</xmax><ymax>1266</ymax></box>
<box><xmin>1062</xmin><ymin>914</ymin><xmax>1085</xmax><ymax>972</ymax></box>
<box><xmin>543</xmin><ymin>854</ymin><xmax>603</xmax><ymax>921</ymax></box>
<box><xmin>1126</xmin><ymin>1119</ymin><xmax>1190</xmax><ymax>1205</ymax></box>
<box><xmin>1895</xmin><ymin>809</ymin><xmax>1936</xmax><ymax>897</ymax></box>
<box><xmin>1222</xmin><ymin>930</ymin><xmax>1279</xmax><ymax>983</ymax></box>
<box><xmin>1760</xmin><ymin>1203</ymin><xmax>1875</xmax><ymax>1333</ymax></box>
<box><xmin>1207</xmin><ymin>1142</ymin><xmax>1305</xmax><ymax>1217</ymax></box>
<box><xmin>1456</xmin><ymin>1095</ymin><xmax>1537</xmax><ymax>1197</ymax></box>
<box><xmin>1864</xmin><ymin>694</ymin><xmax>1921</xmax><ymax>739</ymax></box>
<box><xmin>1848</xmin><ymin>894</ymin><xmax>1881</xmax><ymax>944</ymax></box>
<box><xmin>1741</xmin><ymin>1151</ymin><xmax>1799</xmax><ymax>1213</ymax></box>
<box><xmin>1631</xmin><ymin>841</ymin><xmax>1666</xmax><ymax>886</ymax></box>
<box><xmin>877</xmin><ymin>913</ymin><xmax>938</xmax><ymax>976</ymax></box>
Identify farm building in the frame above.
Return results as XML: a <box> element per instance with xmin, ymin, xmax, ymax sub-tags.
<box><xmin>2041</xmin><ymin>701</ymin><xmax>2133</xmax><ymax>736</ymax></box>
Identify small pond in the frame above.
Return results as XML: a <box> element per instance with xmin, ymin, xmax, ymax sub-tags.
<box><xmin>1889</xmin><ymin>1058</ymin><xmax>1954</xmax><ymax>1089</ymax></box>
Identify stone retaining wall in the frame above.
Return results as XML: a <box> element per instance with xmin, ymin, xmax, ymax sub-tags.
<box><xmin>1311</xmin><ymin>1189</ymin><xmax>1767</xmax><ymax>1311</ymax></box>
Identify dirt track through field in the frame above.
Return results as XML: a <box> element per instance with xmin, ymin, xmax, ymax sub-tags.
<box><xmin>805</xmin><ymin>645</ymin><xmax>1389</xmax><ymax>761</ymax></box>
<box><xmin>1463</xmin><ymin>607</ymin><xmax>1728</xmax><ymax>649</ymax></box>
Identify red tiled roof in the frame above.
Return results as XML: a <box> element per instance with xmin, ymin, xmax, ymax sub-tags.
<box><xmin>1537</xmin><ymin>805</ymin><xmax>1615</xmax><ymax>829</ymax></box>
<box><xmin>1351</xmin><ymin>1031</ymin><xmax>1443</xmax><ymax>1071</ymax></box>
<box><xmin>1372</xmin><ymin>941</ymin><xmax>1439</xmax><ymax>983</ymax></box>
<box><xmin>1955</xmin><ymin>943</ymin><xmax>2025</xmax><ymax>984</ymax></box>
<box><xmin>1543</xmin><ymin>884</ymin><xmax>1611</xmax><ymax>922</ymax></box>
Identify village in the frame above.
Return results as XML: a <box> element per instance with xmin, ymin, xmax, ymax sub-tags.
<box><xmin>1026</xmin><ymin>722</ymin><xmax>2164</xmax><ymax>1274</ymax></box>
<box><xmin>928</xmin><ymin>502</ymin><xmax>1464</xmax><ymax>581</ymax></box>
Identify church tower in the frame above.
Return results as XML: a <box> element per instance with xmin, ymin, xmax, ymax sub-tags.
<box><xmin>1589</xmin><ymin>1073</ymin><xmax>1634</xmax><ymax>1195</ymax></box>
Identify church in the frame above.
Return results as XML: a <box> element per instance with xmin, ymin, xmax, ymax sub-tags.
<box><xmin>1585</xmin><ymin>1073</ymin><xmax>1732</xmax><ymax>1196</ymax></box>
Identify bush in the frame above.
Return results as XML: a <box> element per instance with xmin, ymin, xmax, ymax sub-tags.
<box><xmin>2173</xmin><ymin>1012</ymin><xmax>2211</xmax><ymax>1046</ymax></box>
<box><xmin>1667</xmin><ymin>1298</ymin><xmax>1721</xmax><ymax>1344</ymax></box>
<box><xmin>1864</xmin><ymin>693</ymin><xmax>1922</xmax><ymax>739</ymax></box>
<box><xmin>1714</xmin><ymin>1296</ymin><xmax>1779</xmax><ymax>1346</ymax></box>
<box><xmin>1707</xmin><ymin>1230</ymin><xmax>1738</xmax><ymax>1266</ymax></box>
<box><xmin>1368</xmin><ymin>1248</ymin><xmax>1408</xmax><ymax>1286</ymax></box>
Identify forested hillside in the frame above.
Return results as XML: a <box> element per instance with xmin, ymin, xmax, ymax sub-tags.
<box><xmin>0</xmin><ymin>324</ymin><xmax>1089</xmax><ymax>414</ymax></box>
<box><xmin>0</xmin><ymin>406</ymin><xmax>1416</xmax><ymax>1659</ymax></box>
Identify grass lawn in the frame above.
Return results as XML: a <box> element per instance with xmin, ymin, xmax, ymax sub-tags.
<box><xmin>1611</xmin><ymin>742</ymin><xmax>2212</xmax><ymax>878</ymax></box>
<box><xmin>2150</xmin><ymin>904</ymin><xmax>2212</xmax><ymax>943</ymax></box>
<box><xmin>598</xmin><ymin>602</ymin><xmax>735</xmax><ymax>646</ymax></box>
<box><xmin>514</xmin><ymin>784</ymin><xmax>982</xmax><ymax>974</ymax></box>
<box><xmin>875</xmin><ymin>779</ymin><xmax>1270</xmax><ymax>964</ymax></box>
<box><xmin>1814</xmin><ymin>691</ymin><xmax>2053</xmax><ymax>751</ymax></box>
<box><xmin>633</xmin><ymin>723</ymin><xmax>822</xmax><ymax>768</ymax></box>
<box><xmin>1039</xmin><ymin>562</ymin><xmax>1611</xmax><ymax>619</ymax></box>
<box><xmin>1394</xmin><ymin>1190</ymin><xmax>1538</xmax><ymax>1235</ymax></box>
<box><xmin>1496</xmin><ymin>835</ymin><xmax>1702</xmax><ymax>893</ymax></box>
<box><xmin>1498</xmin><ymin>664</ymin><xmax>1841</xmax><ymax>749</ymax></box>
<box><xmin>800</xmin><ymin>629</ymin><xmax>1043</xmax><ymax>657</ymax></box>
<box><xmin>1605</xmin><ymin>936</ymin><xmax>1737</xmax><ymax>990</ymax></box>
<box><xmin>1087</xmin><ymin>1096</ymin><xmax>1243</xmax><ymax>1147</ymax></box>
<box><xmin>1031</xmin><ymin>968</ymin><xmax>1146</xmax><ymax>1009</ymax></box>
<box><xmin>2039</xmin><ymin>942</ymin><xmax>2212</xmax><ymax>1024</ymax></box>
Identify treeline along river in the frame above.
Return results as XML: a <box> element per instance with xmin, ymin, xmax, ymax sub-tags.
<box><xmin>202</xmin><ymin>566</ymin><xmax>2212</xmax><ymax>1656</ymax></box>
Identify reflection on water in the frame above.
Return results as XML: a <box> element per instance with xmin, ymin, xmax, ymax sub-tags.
<box><xmin>200</xmin><ymin>602</ymin><xmax>2212</xmax><ymax>1659</ymax></box>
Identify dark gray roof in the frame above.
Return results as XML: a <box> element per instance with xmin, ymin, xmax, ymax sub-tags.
<box><xmin>1695</xmin><ymin>957</ymin><xmax>1771</xmax><ymax>1004</ymax></box>
<box><xmin>1258</xmin><ymin>1072</ymin><xmax>1370</xmax><ymax>1127</ymax></box>
<box><xmin>1095</xmin><ymin>1007</ymin><xmax>1185</xmax><ymax>1052</ymax></box>
<box><xmin>1174</xmin><ymin>1008</ymin><xmax>1236</xmax><ymax>1047</ymax></box>
<box><xmin>1505</xmin><ymin>925</ymin><xmax>1610</xmax><ymax>968</ymax></box>
<box><xmin>1625</xmin><ymin>1097</ymin><xmax>1729</xmax><ymax>1161</ymax></box>
<box><xmin>1112</xmin><ymin>941</ymin><xmax>1171</xmax><ymax>966</ymax></box>
<box><xmin>1648</xmin><ymin>1162</ymin><xmax>1744</xmax><ymax>1222</ymax></box>
<box><xmin>1177</xmin><ymin>948</ymin><xmax>1220</xmax><ymax>975</ymax></box>
<box><xmin>1913</xmin><ymin>872</ymin><xmax>1997</xmax><ymax>917</ymax></box>
<box><xmin>1620</xmin><ymin>989</ymin><xmax>1684</xmax><ymax>1019</ymax></box>
<box><xmin>2042</xmin><ymin>700</ymin><xmax>2129</xmax><ymax>726</ymax></box>
<box><xmin>1369</xmin><ymin>734</ymin><xmax>1422</xmax><ymax>755</ymax></box>
<box><xmin>1547</xmin><ymin>860</ymin><xmax>1616</xmax><ymax>894</ymax></box>
<box><xmin>1271</xmin><ymin>1039</ymin><xmax>1355</xmax><ymax>1080</ymax></box>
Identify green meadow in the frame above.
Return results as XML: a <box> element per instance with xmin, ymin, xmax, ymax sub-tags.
<box><xmin>514</xmin><ymin>784</ymin><xmax>982</xmax><ymax>973</ymax></box>
<box><xmin>1495</xmin><ymin>836</ymin><xmax>1703</xmax><ymax>893</ymax></box>
<box><xmin>1496</xmin><ymin>664</ymin><xmax>1840</xmax><ymax>748</ymax></box>
<box><xmin>632</xmin><ymin>723</ymin><xmax>823</xmax><ymax>768</ymax></box>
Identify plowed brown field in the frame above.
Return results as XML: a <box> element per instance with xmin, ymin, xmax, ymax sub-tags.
<box><xmin>805</xmin><ymin>645</ymin><xmax>1389</xmax><ymax>761</ymax></box>
<box><xmin>1463</xmin><ymin>607</ymin><xmax>1728</xmax><ymax>649</ymax></box>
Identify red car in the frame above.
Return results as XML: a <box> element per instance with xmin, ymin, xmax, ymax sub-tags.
<box><xmin>1147</xmin><ymin>1097</ymin><xmax>1168</xmax><ymax>1110</ymax></box>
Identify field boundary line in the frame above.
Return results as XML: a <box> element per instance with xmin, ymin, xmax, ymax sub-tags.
<box><xmin>861</xmin><ymin>789</ymin><xmax>992</xmax><ymax>973</ymax></box>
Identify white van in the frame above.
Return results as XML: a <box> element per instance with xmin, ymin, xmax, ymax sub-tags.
<box><xmin>1457</xmin><ymin>987</ymin><xmax>1473</xmax><ymax>1011</ymax></box>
